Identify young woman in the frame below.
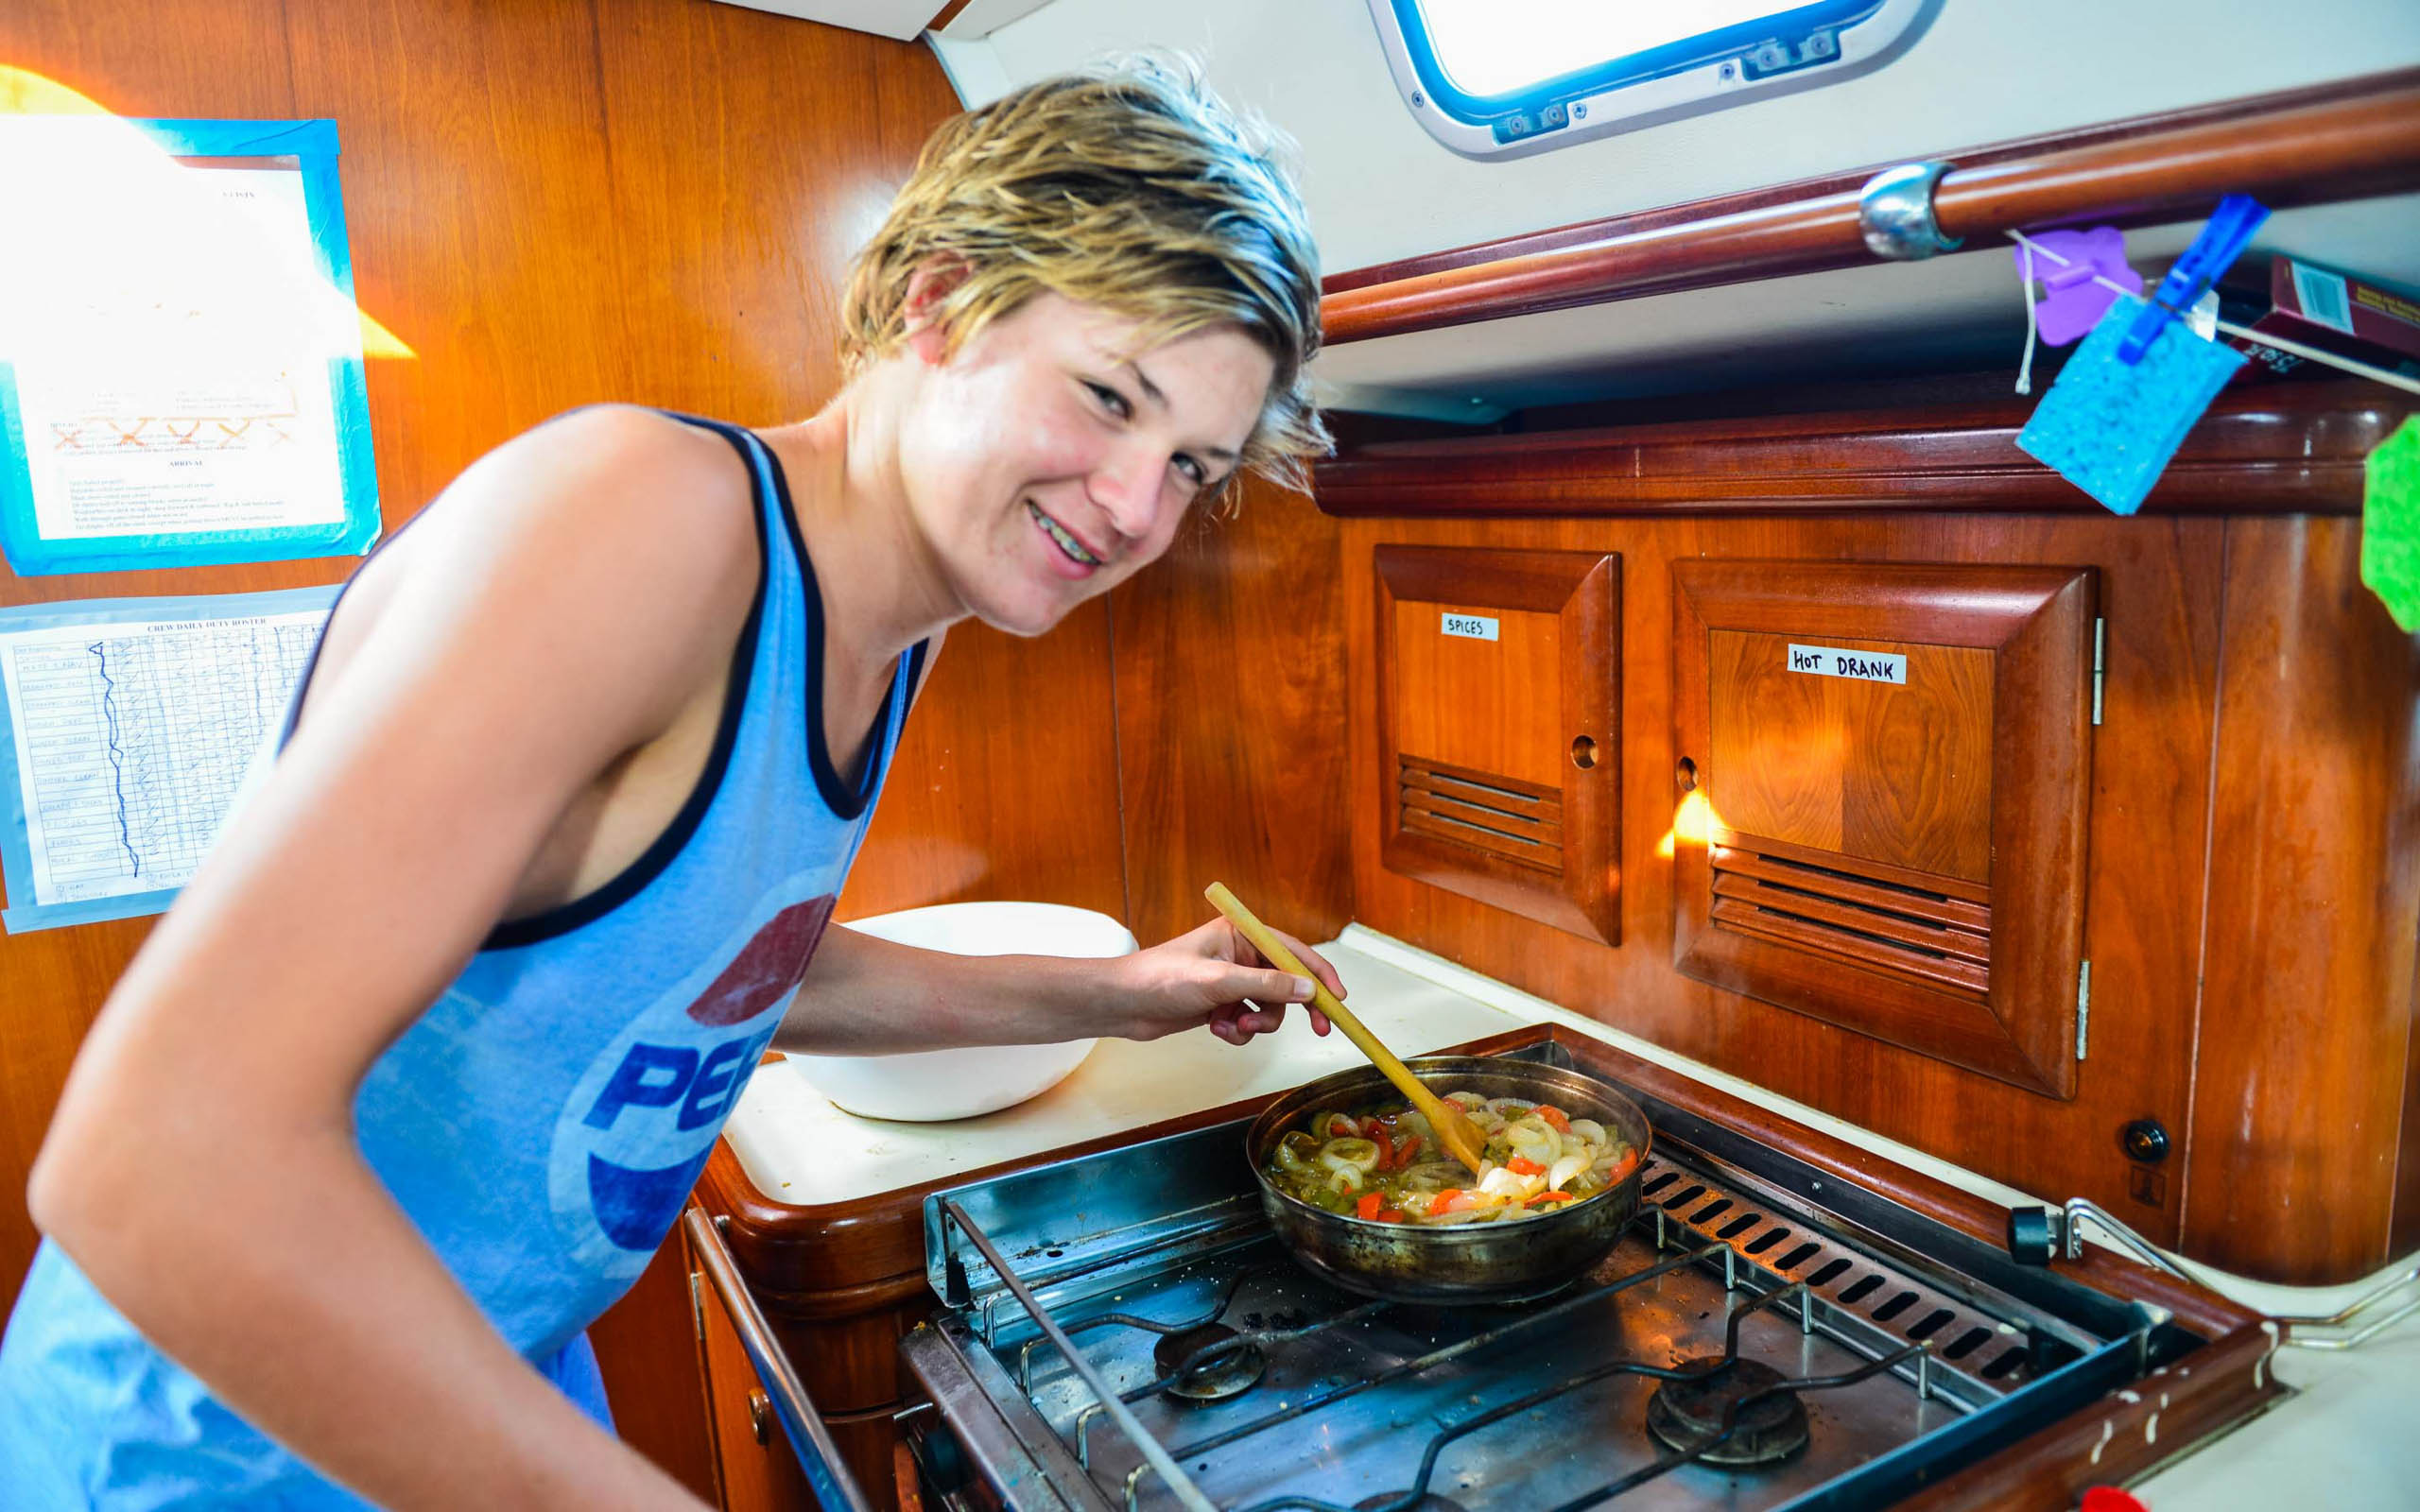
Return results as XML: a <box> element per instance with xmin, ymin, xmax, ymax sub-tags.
<box><xmin>0</xmin><ymin>57</ymin><xmax>1340</xmax><ymax>1509</ymax></box>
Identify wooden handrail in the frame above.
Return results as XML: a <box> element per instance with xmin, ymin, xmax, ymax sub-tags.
<box><xmin>1321</xmin><ymin>70</ymin><xmax>2420</xmax><ymax>347</ymax></box>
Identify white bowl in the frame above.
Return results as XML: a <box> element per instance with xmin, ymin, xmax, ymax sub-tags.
<box><xmin>781</xmin><ymin>902</ymin><xmax>1132</xmax><ymax>1122</ymax></box>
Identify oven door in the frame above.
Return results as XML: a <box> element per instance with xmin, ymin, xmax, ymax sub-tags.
<box><xmin>683</xmin><ymin>1206</ymin><xmax>876</xmax><ymax>1512</ymax></box>
<box><xmin>901</xmin><ymin>1313</ymin><xmax>1110</xmax><ymax>1512</ymax></box>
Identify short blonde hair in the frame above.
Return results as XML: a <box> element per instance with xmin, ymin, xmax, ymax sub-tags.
<box><xmin>840</xmin><ymin>54</ymin><xmax>1329</xmax><ymax>500</ymax></box>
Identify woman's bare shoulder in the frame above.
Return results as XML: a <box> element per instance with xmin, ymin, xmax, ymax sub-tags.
<box><xmin>319</xmin><ymin>405</ymin><xmax>764</xmax><ymax>739</ymax></box>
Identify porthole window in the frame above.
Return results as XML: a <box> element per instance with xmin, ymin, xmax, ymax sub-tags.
<box><xmin>1364</xmin><ymin>0</ymin><xmax>1938</xmax><ymax>160</ymax></box>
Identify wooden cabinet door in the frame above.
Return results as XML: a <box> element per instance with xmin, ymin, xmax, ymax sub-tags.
<box><xmin>1375</xmin><ymin>545</ymin><xmax>1621</xmax><ymax>942</ymax></box>
<box><xmin>691</xmin><ymin>1226</ymin><xmax>817</xmax><ymax>1512</ymax></box>
<box><xmin>1671</xmin><ymin>560</ymin><xmax>2096</xmax><ymax>1097</ymax></box>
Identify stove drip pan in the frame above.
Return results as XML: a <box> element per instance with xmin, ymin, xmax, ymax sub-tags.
<box><xmin>1643</xmin><ymin>1356</ymin><xmax>1810</xmax><ymax>1467</ymax></box>
<box><xmin>1154</xmin><ymin>1323</ymin><xmax>1267</xmax><ymax>1403</ymax></box>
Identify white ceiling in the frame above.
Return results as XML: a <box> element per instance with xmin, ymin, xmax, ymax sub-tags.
<box><xmin>712</xmin><ymin>0</ymin><xmax>939</xmax><ymax>43</ymax></box>
<box><xmin>934</xmin><ymin>0</ymin><xmax>2420</xmax><ymax>416</ymax></box>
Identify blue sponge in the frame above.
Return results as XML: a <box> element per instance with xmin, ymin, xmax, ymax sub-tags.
<box><xmin>2016</xmin><ymin>302</ymin><xmax>2247</xmax><ymax>515</ymax></box>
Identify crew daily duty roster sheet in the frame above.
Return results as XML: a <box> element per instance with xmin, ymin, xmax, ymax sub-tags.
<box><xmin>0</xmin><ymin>586</ymin><xmax>336</xmax><ymax>933</ymax></box>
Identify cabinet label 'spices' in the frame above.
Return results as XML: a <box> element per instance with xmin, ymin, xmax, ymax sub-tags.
<box><xmin>1441</xmin><ymin>611</ymin><xmax>1498</xmax><ymax>642</ymax></box>
<box><xmin>1787</xmin><ymin>643</ymin><xmax>1907</xmax><ymax>684</ymax></box>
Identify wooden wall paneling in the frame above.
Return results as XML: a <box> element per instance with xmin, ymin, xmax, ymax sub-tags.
<box><xmin>1374</xmin><ymin>545</ymin><xmax>1620</xmax><ymax>943</ymax></box>
<box><xmin>283</xmin><ymin>0</ymin><xmax>640</xmax><ymax>499</ymax></box>
<box><xmin>842</xmin><ymin>605</ymin><xmax>1128</xmax><ymax>925</ymax></box>
<box><xmin>2182</xmin><ymin>516</ymin><xmax>2420</xmax><ymax>1283</ymax></box>
<box><xmin>1344</xmin><ymin>513</ymin><xmax>2222</xmax><ymax>1261</ymax></box>
<box><xmin>1109</xmin><ymin>480</ymin><xmax>1353</xmax><ymax>951</ymax></box>
<box><xmin>0</xmin><ymin>1</ymin><xmax>296</xmax><ymax>116</ymax></box>
<box><xmin>1669</xmin><ymin>559</ymin><xmax>2096</xmax><ymax>1097</ymax></box>
<box><xmin>587</xmin><ymin>0</ymin><xmax>965</xmax><ymax>420</ymax></box>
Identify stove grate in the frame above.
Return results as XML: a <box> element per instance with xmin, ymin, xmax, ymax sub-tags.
<box><xmin>925</xmin><ymin>1116</ymin><xmax>2134</xmax><ymax>1512</ymax></box>
<box><xmin>945</xmin><ymin>1185</ymin><xmax>1958</xmax><ymax>1512</ymax></box>
<box><xmin>1220</xmin><ymin>1285</ymin><xmax>1929</xmax><ymax>1512</ymax></box>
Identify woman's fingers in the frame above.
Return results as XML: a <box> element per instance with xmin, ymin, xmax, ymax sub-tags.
<box><xmin>1226</xmin><ymin>925</ymin><xmax>1338</xmax><ymax>1037</ymax></box>
<box><xmin>1265</xmin><ymin>927</ymin><xmax>1347</xmax><ymax>1004</ymax></box>
<box><xmin>1184</xmin><ymin>915</ymin><xmax>1350</xmax><ymax>1043</ymax></box>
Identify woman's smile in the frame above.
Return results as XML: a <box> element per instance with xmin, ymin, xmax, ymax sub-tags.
<box><xmin>1025</xmin><ymin>496</ymin><xmax>1103</xmax><ymax>576</ymax></box>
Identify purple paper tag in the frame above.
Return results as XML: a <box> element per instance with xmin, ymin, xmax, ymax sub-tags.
<box><xmin>2016</xmin><ymin>228</ymin><xmax>2143</xmax><ymax>346</ymax></box>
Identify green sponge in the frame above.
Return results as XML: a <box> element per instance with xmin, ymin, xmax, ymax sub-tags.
<box><xmin>2364</xmin><ymin>418</ymin><xmax>2420</xmax><ymax>633</ymax></box>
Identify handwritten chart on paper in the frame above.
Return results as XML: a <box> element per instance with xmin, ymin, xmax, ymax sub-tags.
<box><xmin>0</xmin><ymin>588</ymin><xmax>336</xmax><ymax>931</ymax></box>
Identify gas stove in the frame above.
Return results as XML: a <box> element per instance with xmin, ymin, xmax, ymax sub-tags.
<box><xmin>896</xmin><ymin>1040</ymin><xmax>2277</xmax><ymax>1512</ymax></box>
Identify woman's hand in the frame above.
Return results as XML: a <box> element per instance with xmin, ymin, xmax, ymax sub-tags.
<box><xmin>1109</xmin><ymin>917</ymin><xmax>1342</xmax><ymax>1044</ymax></box>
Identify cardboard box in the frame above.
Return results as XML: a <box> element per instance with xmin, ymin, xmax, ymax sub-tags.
<box><xmin>2219</xmin><ymin>254</ymin><xmax>2420</xmax><ymax>384</ymax></box>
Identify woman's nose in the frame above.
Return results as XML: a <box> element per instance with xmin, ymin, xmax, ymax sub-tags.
<box><xmin>1088</xmin><ymin>442</ymin><xmax>1167</xmax><ymax>543</ymax></box>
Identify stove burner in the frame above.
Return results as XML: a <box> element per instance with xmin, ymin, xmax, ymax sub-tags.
<box><xmin>1355</xmin><ymin>1494</ymin><xmax>1468</xmax><ymax>1512</ymax></box>
<box><xmin>1155</xmin><ymin>1323</ymin><xmax>1267</xmax><ymax>1403</ymax></box>
<box><xmin>1643</xmin><ymin>1356</ymin><xmax>1810</xmax><ymax>1467</ymax></box>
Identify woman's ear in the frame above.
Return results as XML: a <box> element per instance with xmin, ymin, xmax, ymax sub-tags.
<box><xmin>901</xmin><ymin>258</ymin><xmax>969</xmax><ymax>365</ymax></box>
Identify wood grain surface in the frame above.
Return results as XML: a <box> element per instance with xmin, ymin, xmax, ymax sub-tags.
<box><xmin>1391</xmin><ymin>599</ymin><xmax>1565</xmax><ymax>788</ymax></box>
<box><xmin>1375</xmin><ymin>545</ymin><xmax>1620</xmax><ymax>943</ymax></box>
<box><xmin>2183</xmin><ymin>516</ymin><xmax>2420</xmax><ymax>1283</ymax></box>
<box><xmin>841</xmin><ymin>606</ymin><xmax>1128</xmax><ymax>926</ymax></box>
<box><xmin>1108</xmin><ymin>478</ymin><xmax>1354</xmax><ymax>952</ymax></box>
<box><xmin>1346</xmin><ymin>511</ymin><xmax>2235</xmax><ymax>1263</ymax></box>
<box><xmin>1671</xmin><ymin>558</ymin><xmax>2094</xmax><ymax>1099</ymax></box>
<box><xmin>1707</xmin><ymin>630</ymin><xmax>1996</xmax><ymax>884</ymax></box>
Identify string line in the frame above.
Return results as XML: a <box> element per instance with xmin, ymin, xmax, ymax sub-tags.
<box><xmin>2005</xmin><ymin>227</ymin><xmax>2420</xmax><ymax>399</ymax></box>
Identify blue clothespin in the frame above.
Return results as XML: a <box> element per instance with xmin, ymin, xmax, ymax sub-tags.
<box><xmin>2117</xmin><ymin>194</ymin><xmax>2269</xmax><ymax>364</ymax></box>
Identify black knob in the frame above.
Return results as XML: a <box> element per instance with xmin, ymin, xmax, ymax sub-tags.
<box><xmin>2007</xmin><ymin>1206</ymin><xmax>2059</xmax><ymax>1265</ymax></box>
<box><xmin>2121</xmin><ymin>1119</ymin><xmax>2171</xmax><ymax>1164</ymax></box>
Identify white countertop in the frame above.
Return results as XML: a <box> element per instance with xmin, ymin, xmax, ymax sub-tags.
<box><xmin>723</xmin><ymin>922</ymin><xmax>2420</xmax><ymax>1508</ymax></box>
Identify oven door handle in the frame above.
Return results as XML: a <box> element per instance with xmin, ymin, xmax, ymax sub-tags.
<box><xmin>683</xmin><ymin>1205</ymin><xmax>874</xmax><ymax>1512</ymax></box>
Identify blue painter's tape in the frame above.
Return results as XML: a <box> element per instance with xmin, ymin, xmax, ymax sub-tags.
<box><xmin>0</xmin><ymin>584</ymin><xmax>339</xmax><ymax>934</ymax></box>
<box><xmin>2016</xmin><ymin>300</ymin><xmax>2247</xmax><ymax>516</ymax></box>
<box><xmin>0</xmin><ymin>118</ymin><xmax>381</xmax><ymax>576</ymax></box>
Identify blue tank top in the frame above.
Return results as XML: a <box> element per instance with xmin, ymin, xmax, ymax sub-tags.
<box><xmin>0</xmin><ymin>413</ymin><xmax>925</xmax><ymax>1507</ymax></box>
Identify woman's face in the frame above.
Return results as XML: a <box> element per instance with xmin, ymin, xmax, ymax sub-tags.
<box><xmin>895</xmin><ymin>290</ymin><xmax>1278</xmax><ymax>637</ymax></box>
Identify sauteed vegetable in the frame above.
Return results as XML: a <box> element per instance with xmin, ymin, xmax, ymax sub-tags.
<box><xmin>1263</xmin><ymin>1091</ymin><xmax>1639</xmax><ymax>1225</ymax></box>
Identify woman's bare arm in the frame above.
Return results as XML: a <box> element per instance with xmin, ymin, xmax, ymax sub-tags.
<box><xmin>773</xmin><ymin>915</ymin><xmax>1340</xmax><ymax>1055</ymax></box>
<box><xmin>28</xmin><ymin>407</ymin><xmax>757</xmax><ymax>1510</ymax></box>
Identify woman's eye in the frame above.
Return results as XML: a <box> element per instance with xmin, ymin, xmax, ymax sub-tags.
<box><xmin>1172</xmin><ymin>454</ymin><xmax>1206</xmax><ymax>486</ymax></box>
<box><xmin>1085</xmin><ymin>382</ymin><xmax>1131</xmax><ymax>420</ymax></box>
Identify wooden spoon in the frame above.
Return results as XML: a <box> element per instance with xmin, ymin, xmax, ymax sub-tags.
<box><xmin>1204</xmin><ymin>882</ymin><xmax>1490</xmax><ymax>1176</ymax></box>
